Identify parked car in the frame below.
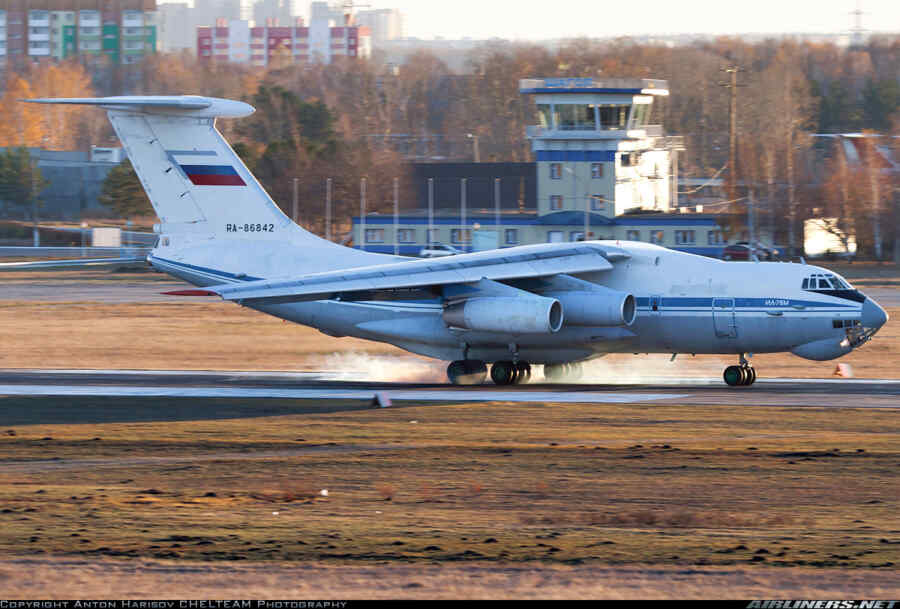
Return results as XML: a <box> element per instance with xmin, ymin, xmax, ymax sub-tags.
<box><xmin>722</xmin><ymin>242</ymin><xmax>779</xmax><ymax>261</ymax></box>
<box><xmin>736</xmin><ymin>241</ymin><xmax>780</xmax><ymax>260</ymax></box>
<box><xmin>419</xmin><ymin>243</ymin><xmax>462</xmax><ymax>258</ymax></box>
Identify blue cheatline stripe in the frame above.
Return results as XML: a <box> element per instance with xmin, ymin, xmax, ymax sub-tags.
<box><xmin>180</xmin><ymin>164</ymin><xmax>240</xmax><ymax>176</ymax></box>
<box><xmin>634</xmin><ymin>296</ymin><xmax>856</xmax><ymax>309</ymax></box>
<box><xmin>536</xmin><ymin>150</ymin><xmax>617</xmax><ymax>162</ymax></box>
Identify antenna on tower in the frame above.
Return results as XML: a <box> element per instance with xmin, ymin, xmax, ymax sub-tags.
<box><xmin>850</xmin><ymin>0</ymin><xmax>867</xmax><ymax>48</ymax></box>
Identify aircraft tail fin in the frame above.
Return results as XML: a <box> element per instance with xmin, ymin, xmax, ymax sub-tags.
<box><xmin>24</xmin><ymin>96</ymin><xmax>334</xmax><ymax>250</ymax></box>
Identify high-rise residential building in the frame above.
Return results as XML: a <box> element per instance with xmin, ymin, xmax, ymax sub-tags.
<box><xmin>0</xmin><ymin>1</ymin><xmax>158</xmax><ymax>67</ymax></box>
<box><xmin>197</xmin><ymin>17</ymin><xmax>370</xmax><ymax>66</ymax></box>
<box><xmin>157</xmin><ymin>1</ymin><xmax>192</xmax><ymax>52</ymax></box>
<box><xmin>253</xmin><ymin>0</ymin><xmax>291</xmax><ymax>26</ymax></box>
<box><xmin>308</xmin><ymin>1</ymin><xmax>342</xmax><ymax>25</ymax></box>
<box><xmin>194</xmin><ymin>0</ymin><xmax>250</xmax><ymax>23</ymax></box>
<box><xmin>354</xmin><ymin>8</ymin><xmax>404</xmax><ymax>45</ymax></box>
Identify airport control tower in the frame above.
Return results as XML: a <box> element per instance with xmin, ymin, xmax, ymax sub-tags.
<box><xmin>521</xmin><ymin>78</ymin><xmax>674</xmax><ymax>218</ymax></box>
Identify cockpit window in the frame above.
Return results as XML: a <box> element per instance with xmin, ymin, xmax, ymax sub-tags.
<box><xmin>803</xmin><ymin>273</ymin><xmax>852</xmax><ymax>291</ymax></box>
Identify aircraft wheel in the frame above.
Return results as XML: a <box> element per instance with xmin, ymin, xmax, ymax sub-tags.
<box><xmin>490</xmin><ymin>361</ymin><xmax>517</xmax><ymax>386</ymax></box>
<box><xmin>744</xmin><ymin>366</ymin><xmax>757</xmax><ymax>386</ymax></box>
<box><xmin>723</xmin><ymin>365</ymin><xmax>744</xmax><ymax>387</ymax></box>
<box><xmin>447</xmin><ymin>360</ymin><xmax>487</xmax><ymax>385</ymax></box>
<box><xmin>514</xmin><ymin>362</ymin><xmax>532</xmax><ymax>384</ymax></box>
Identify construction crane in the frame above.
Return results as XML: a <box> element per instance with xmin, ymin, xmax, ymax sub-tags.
<box><xmin>340</xmin><ymin>0</ymin><xmax>371</xmax><ymax>25</ymax></box>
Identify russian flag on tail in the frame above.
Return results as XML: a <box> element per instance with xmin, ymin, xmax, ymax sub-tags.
<box><xmin>180</xmin><ymin>164</ymin><xmax>246</xmax><ymax>186</ymax></box>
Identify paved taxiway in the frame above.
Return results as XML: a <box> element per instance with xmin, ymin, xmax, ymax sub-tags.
<box><xmin>1</xmin><ymin>369</ymin><xmax>898</xmax><ymax>408</ymax></box>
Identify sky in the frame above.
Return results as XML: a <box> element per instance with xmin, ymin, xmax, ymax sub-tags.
<box><xmin>158</xmin><ymin>1</ymin><xmax>900</xmax><ymax>40</ymax></box>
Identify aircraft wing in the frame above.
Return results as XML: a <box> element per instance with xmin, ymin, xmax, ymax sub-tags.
<box><xmin>210</xmin><ymin>243</ymin><xmax>628</xmax><ymax>305</ymax></box>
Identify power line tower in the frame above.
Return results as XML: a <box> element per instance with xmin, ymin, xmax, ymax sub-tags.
<box><xmin>850</xmin><ymin>0</ymin><xmax>867</xmax><ymax>49</ymax></box>
<box><xmin>719</xmin><ymin>65</ymin><xmax>745</xmax><ymax>203</ymax></box>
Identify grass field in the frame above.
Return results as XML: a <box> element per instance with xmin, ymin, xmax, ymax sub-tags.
<box><xmin>1</xmin><ymin>395</ymin><xmax>899</xmax><ymax>571</ymax></box>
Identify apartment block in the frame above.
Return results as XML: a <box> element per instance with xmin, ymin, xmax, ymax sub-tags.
<box><xmin>0</xmin><ymin>1</ymin><xmax>157</xmax><ymax>67</ymax></box>
<box><xmin>198</xmin><ymin>18</ymin><xmax>370</xmax><ymax>66</ymax></box>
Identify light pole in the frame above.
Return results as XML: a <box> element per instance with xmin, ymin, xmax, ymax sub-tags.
<box><xmin>80</xmin><ymin>221</ymin><xmax>88</xmax><ymax>257</ymax></box>
<box><xmin>466</xmin><ymin>133</ymin><xmax>480</xmax><ymax>163</ymax></box>
<box><xmin>393</xmin><ymin>177</ymin><xmax>399</xmax><ymax>256</ymax></box>
<box><xmin>359</xmin><ymin>177</ymin><xmax>367</xmax><ymax>252</ymax></box>
<box><xmin>292</xmin><ymin>177</ymin><xmax>299</xmax><ymax>225</ymax></box>
<box><xmin>31</xmin><ymin>155</ymin><xmax>40</xmax><ymax>247</ymax></box>
<box><xmin>325</xmin><ymin>178</ymin><xmax>332</xmax><ymax>241</ymax></box>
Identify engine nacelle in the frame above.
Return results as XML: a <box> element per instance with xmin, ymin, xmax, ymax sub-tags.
<box><xmin>545</xmin><ymin>287</ymin><xmax>636</xmax><ymax>327</ymax></box>
<box><xmin>442</xmin><ymin>296</ymin><xmax>563</xmax><ymax>334</ymax></box>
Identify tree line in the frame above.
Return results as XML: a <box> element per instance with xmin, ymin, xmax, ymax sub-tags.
<box><xmin>1</xmin><ymin>37</ymin><xmax>897</xmax><ymax>256</ymax></box>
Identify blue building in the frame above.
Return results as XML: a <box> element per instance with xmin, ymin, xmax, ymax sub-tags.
<box><xmin>352</xmin><ymin>77</ymin><xmax>727</xmax><ymax>257</ymax></box>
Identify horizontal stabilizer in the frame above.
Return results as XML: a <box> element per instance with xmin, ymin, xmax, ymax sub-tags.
<box><xmin>0</xmin><ymin>256</ymin><xmax>146</xmax><ymax>270</ymax></box>
<box><xmin>161</xmin><ymin>289</ymin><xmax>219</xmax><ymax>297</ymax></box>
<box><xmin>23</xmin><ymin>96</ymin><xmax>254</xmax><ymax>119</ymax></box>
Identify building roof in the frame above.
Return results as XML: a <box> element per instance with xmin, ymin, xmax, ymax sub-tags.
<box><xmin>519</xmin><ymin>77</ymin><xmax>669</xmax><ymax>96</ymax></box>
<box><xmin>356</xmin><ymin>211</ymin><xmax>722</xmax><ymax>227</ymax></box>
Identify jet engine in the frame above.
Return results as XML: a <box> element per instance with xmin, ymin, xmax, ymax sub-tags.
<box><xmin>442</xmin><ymin>295</ymin><xmax>563</xmax><ymax>334</ymax></box>
<box><xmin>545</xmin><ymin>287</ymin><xmax>636</xmax><ymax>327</ymax></box>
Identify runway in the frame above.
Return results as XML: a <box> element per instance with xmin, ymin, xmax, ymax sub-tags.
<box><xmin>1</xmin><ymin>369</ymin><xmax>899</xmax><ymax>408</ymax></box>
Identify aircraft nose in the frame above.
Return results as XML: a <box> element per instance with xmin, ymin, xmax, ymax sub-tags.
<box><xmin>861</xmin><ymin>296</ymin><xmax>888</xmax><ymax>332</ymax></box>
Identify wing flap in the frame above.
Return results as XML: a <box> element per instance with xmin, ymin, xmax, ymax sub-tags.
<box><xmin>211</xmin><ymin>243</ymin><xmax>617</xmax><ymax>304</ymax></box>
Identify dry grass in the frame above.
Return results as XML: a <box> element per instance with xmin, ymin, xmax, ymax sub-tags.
<box><xmin>0</xmin><ymin>395</ymin><xmax>898</xmax><ymax>570</ymax></box>
<box><xmin>0</xmin><ymin>302</ymin><xmax>403</xmax><ymax>370</ymax></box>
<box><xmin>3</xmin><ymin>558</ymin><xmax>900</xmax><ymax>599</ymax></box>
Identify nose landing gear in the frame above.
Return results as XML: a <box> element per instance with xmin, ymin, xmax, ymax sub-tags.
<box><xmin>724</xmin><ymin>354</ymin><xmax>756</xmax><ymax>386</ymax></box>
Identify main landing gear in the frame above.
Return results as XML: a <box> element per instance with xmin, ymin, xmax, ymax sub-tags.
<box><xmin>490</xmin><ymin>361</ymin><xmax>531</xmax><ymax>386</ymax></box>
<box><xmin>446</xmin><ymin>360</ymin><xmax>487</xmax><ymax>385</ymax></box>
<box><xmin>445</xmin><ymin>360</ymin><xmax>533</xmax><ymax>385</ymax></box>
<box><xmin>723</xmin><ymin>354</ymin><xmax>756</xmax><ymax>387</ymax></box>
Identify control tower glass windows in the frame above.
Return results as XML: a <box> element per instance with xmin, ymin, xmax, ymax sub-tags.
<box><xmin>630</xmin><ymin>103</ymin><xmax>652</xmax><ymax>127</ymax></box>
<box><xmin>598</xmin><ymin>104</ymin><xmax>630</xmax><ymax>129</ymax></box>
<box><xmin>553</xmin><ymin>104</ymin><xmax>596</xmax><ymax>131</ymax></box>
<box><xmin>536</xmin><ymin>104</ymin><xmax>552</xmax><ymax>129</ymax></box>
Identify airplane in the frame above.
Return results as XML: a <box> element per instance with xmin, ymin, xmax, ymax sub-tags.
<box><xmin>20</xmin><ymin>95</ymin><xmax>889</xmax><ymax>387</ymax></box>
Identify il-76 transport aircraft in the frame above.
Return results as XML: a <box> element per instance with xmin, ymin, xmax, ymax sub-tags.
<box><xmin>25</xmin><ymin>96</ymin><xmax>889</xmax><ymax>386</ymax></box>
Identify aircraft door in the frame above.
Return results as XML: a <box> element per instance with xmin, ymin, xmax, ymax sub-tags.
<box><xmin>713</xmin><ymin>298</ymin><xmax>737</xmax><ymax>338</ymax></box>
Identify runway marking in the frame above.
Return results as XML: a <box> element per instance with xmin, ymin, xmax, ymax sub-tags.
<box><xmin>0</xmin><ymin>384</ymin><xmax>684</xmax><ymax>404</ymax></box>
